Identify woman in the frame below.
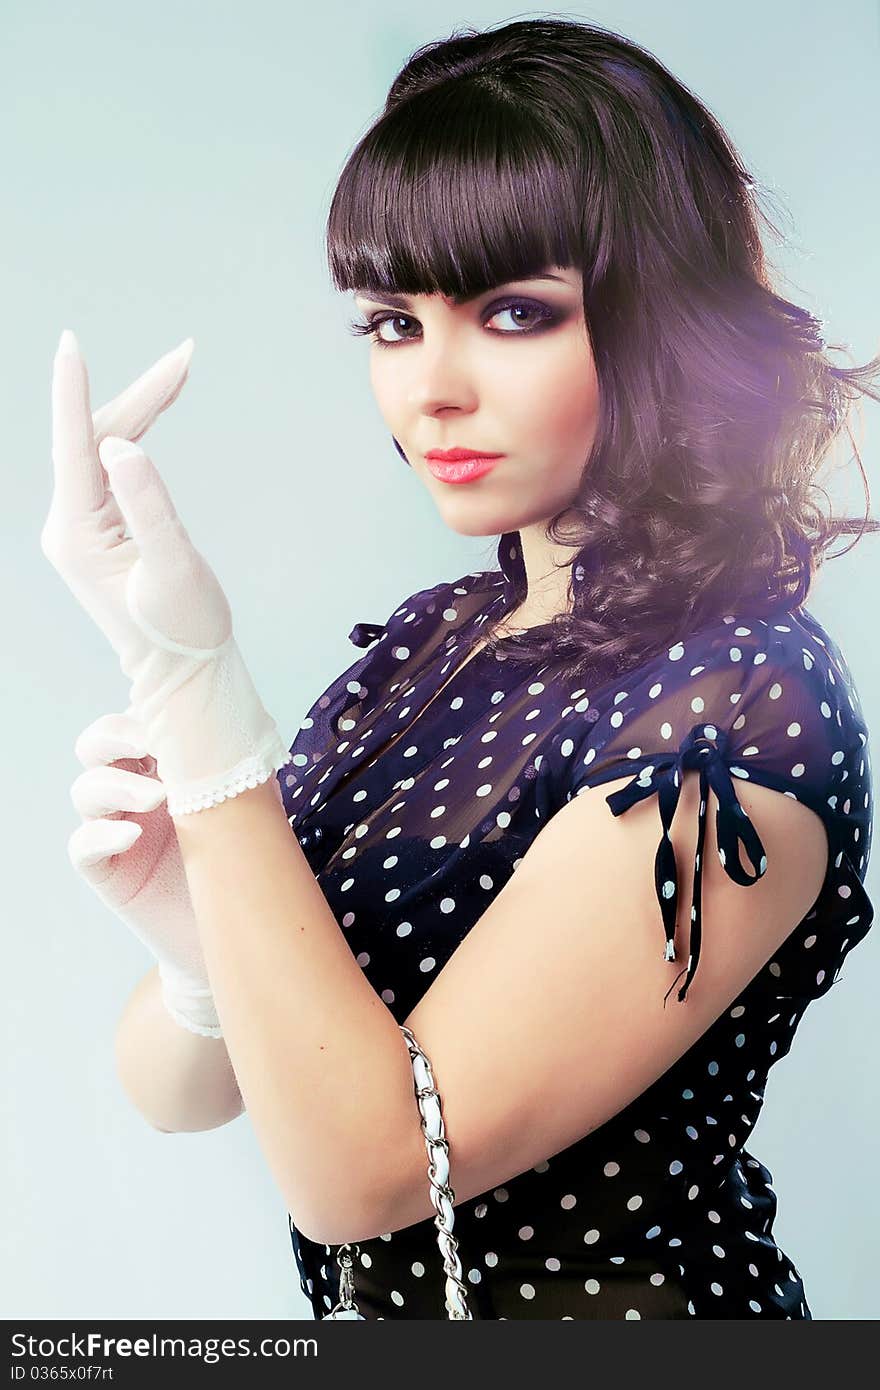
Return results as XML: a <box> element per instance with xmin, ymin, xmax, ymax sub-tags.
<box><xmin>50</xmin><ymin>18</ymin><xmax>878</xmax><ymax>1319</ymax></box>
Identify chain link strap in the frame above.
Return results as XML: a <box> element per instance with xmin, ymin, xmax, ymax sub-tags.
<box><xmin>323</xmin><ymin>1023</ymin><xmax>472</xmax><ymax>1320</ymax></box>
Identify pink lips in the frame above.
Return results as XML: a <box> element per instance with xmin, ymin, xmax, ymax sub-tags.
<box><xmin>425</xmin><ymin>450</ymin><xmax>504</xmax><ymax>484</ymax></box>
<box><xmin>426</xmin><ymin>457</ymin><xmax>501</xmax><ymax>483</ymax></box>
<box><xmin>426</xmin><ymin>447</ymin><xmax>504</xmax><ymax>461</ymax></box>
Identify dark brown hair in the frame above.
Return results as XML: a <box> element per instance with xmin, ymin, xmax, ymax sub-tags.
<box><xmin>325</xmin><ymin>16</ymin><xmax>880</xmax><ymax>683</ymax></box>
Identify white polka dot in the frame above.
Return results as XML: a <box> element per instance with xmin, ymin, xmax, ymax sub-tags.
<box><xmin>289</xmin><ymin>585</ymin><xmax>865</xmax><ymax>1323</ymax></box>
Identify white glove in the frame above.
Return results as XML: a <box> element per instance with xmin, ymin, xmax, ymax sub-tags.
<box><xmin>41</xmin><ymin>332</ymin><xmax>225</xmax><ymax>1032</ymax></box>
<box><xmin>69</xmin><ymin>708</ymin><xmax>224</xmax><ymax>1038</ymax></box>
<box><xmin>43</xmin><ymin>331</ymin><xmax>291</xmax><ymax>817</ymax></box>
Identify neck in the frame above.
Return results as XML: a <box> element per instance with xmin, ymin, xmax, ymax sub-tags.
<box><xmin>507</xmin><ymin>520</ymin><xmax>578</xmax><ymax>629</ymax></box>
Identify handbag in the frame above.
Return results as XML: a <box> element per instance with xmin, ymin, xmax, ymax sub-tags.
<box><xmin>323</xmin><ymin>1023</ymin><xmax>472</xmax><ymax>1319</ymax></box>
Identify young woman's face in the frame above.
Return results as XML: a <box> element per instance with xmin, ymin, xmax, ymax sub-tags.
<box><xmin>352</xmin><ymin>265</ymin><xmax>598</xmax><ymax>538</ymax></box>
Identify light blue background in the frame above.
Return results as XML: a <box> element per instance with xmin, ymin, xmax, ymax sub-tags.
<box><xmin>3</xmin><ymin>0</ymin><xmax>878</xmax><ymax>1320</ymax></box>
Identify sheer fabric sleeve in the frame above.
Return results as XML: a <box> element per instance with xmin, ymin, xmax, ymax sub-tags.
<box><xmin>565</xmin><ymin>614</ymin><xmax>872</xmax><ymax>1006</ymax></box>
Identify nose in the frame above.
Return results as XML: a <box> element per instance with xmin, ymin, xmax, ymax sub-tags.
<box><xmin>408</xmin><ymin>373</ymin><xmax>478</xmax><ymax>419</ymax></box>
<box><xmin>403</xmin><ymin>335</ymin><xmax>480</xmax><ymax>418</ymax></box>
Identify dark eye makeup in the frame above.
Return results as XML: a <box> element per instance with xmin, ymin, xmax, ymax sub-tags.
<box><xmin>347</xmin><ymin>297</ymin><xmax>563</xmax><ymax>349</ymax></box>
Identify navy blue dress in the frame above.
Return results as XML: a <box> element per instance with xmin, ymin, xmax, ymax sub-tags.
<box><xmin>277</xmin><ymin>531</ymin><xmax>874</xmax><ymax>1319</ymax></box>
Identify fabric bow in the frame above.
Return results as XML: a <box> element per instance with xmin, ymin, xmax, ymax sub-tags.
<box><xmin>604</xmin><ymin>725</ymin><xmax>768</xmax><ymax>1004</ymax></box>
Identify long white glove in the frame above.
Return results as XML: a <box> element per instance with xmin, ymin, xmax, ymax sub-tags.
<box><xmin>69</xmin><ymin>709</ymin><xmax>223</xmax><ymax>1038</ymax></box>
<box><xmin>43</xmin><ymin>331</ymin><xmax>291</xmax><ymax>817</ymax></box>
<box><xmin>45</xmin><ymin>333</ymin><xmax>228</xmax><ymax>1033</ymax></box>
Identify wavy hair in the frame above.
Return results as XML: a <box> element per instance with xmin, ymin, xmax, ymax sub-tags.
<box><xmin>325</xmin><ymin>15</ymin><xmax>880</xmax><ymax>683</ymax></box>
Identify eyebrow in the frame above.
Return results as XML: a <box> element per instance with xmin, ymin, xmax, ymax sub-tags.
<box><xmin>353</xmin><ymin>273</ymin><xmax>571</xmax><ymax>309</ymax></box>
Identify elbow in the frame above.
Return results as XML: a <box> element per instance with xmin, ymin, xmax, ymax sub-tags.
<box><xmin>296</xmin><ymin>1113</ymin><xmax>437</xmax><ymax>1245</ymax></box>
<box><xmin>287</xmin><ymin>1076</ymin><xmax>430</xmax><ymax>1246</ymax></box>
<box><xmin>290</xmin><ymin>1176</ymin><xmax>399</xmax><ymax>1249</ymax></box>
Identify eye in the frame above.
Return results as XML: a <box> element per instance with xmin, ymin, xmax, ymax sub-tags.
<box><xmin>347</xmin><ymin>312</ymin><xmax>420</xmax><ymax>346</ymax></box>
<box><xmin>486</xmin><ymin>301</ymin><xmax>555</xmax><ymax>333</ymax></box>
<box><xmin>347</xmin><ymin>297</ymin><xmax>558</xmax><ymax>348</ymax></box>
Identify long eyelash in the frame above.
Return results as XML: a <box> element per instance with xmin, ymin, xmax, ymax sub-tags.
<box><xmin>346</xmin><ymin>313</ymin><xmax>411</xmax><ymax>347</ymax></box>
<box><xmin>347</xmin><ymin>319</ymin><xmax>383</xmax><ymax>337</ymax></box>
<box><xmin>346</xmin><ymin>300</ymin><xmax>556</xmax><ymax>348</ymax></box>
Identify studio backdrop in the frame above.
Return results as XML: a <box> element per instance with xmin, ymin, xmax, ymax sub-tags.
<box><xmin>3</xmin><ymin>0</ymin><xmax>879</xmax><ymax>1321</ymax></box>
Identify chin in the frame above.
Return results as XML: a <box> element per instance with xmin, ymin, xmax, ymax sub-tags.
<box><xmin>434</xmin><ymin>506</ymin><xmax>512</xmax><ymax>539</ymax></box>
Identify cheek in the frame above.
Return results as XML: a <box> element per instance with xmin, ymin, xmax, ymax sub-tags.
<box><xmin>555</xmin><ymin>350</ymin><xmax>599</xmax><ymax>438</ymax></box>
<box><xmin>506</xmin><ymin>331</ymin><xmax>598</xmax><ymax>435</ymax></box>
<box><xmin>369</xmin><ymin>356</ymin><xmax>399</xmax><ymax>420</ymax></box>
<box><xmin>369</xmin><ymin>358</ymin><xmax>388</xmax><ymax>413</ymax></box>
<box><xmin>521</xmin><ymin>357</ymin><xmax>599</xmax><ymax>462</ymax></box>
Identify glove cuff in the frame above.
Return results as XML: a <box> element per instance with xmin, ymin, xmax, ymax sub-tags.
<box><xmin>127</xmin><ymin>636</ymin><xmax>293</xmax><ymax>818</ymax></box>
<box><xmin>163</xmin><ymin>729</ymin><xmax>292</xmax><ymax>818</ymax></box>
<box><xmin>158</xmin><ymin>961</ymin><xmax>223</xmax><ymax>1038</ymax></box>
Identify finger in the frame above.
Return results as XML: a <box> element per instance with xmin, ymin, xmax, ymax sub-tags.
<box><xmin>71</xmin><ymin>764</ymin><xmax>168</xmax><ymax>819</ymax></box>
<box><xmin>51</xmin><ymin>330</ymin><xmax>103</xmax><ymax>513</ymax></box>
<box><xmin>98</xmin><ymin>436</ymin><xmax>191</xmax><ymax>562</ymax></box>
<box><xmin>68</xmin><ymin>818</ymin><xmax>143</xmax><ymax>878</ymax></box>
<box><xmin>92</xmin><ymin>338</ymin><xmax>195</xmax><ymax>446</ymax></box>
<box><xmin>75</xmin><ymin>711</ymin><xmax>151</xmax><ymax>767</ymax></box>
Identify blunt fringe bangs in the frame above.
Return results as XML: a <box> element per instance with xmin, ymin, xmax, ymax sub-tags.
<box><xmin>326</xmin><ymin>16</ymin><xmax>880</xmax><ymax>685</ymax></box>
<box><xmin>326</xmin><ymin>75</ymin><xmax>588</xmax><ymax>305</ymax></box>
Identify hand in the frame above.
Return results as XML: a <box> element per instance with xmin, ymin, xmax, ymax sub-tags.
<box><xmin>68</xmin><ymin>708</ymin><xmax>223</xmax><ymax>1037</ymax></box>
<box><xmin>44</xmin><ymin>330</ymin><xmax>291</xmax><ymax>816</ymax></box>
<box><xmin>41</xmin><ymin>332</ymin><xmax>194</xmax><ymax>658</ymax></box>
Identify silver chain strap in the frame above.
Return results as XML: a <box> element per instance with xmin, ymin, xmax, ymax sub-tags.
<box><xmin>323</xmin><ymin>1023</ymin><xmax>472</xmax><ymax>1320</ymax></box>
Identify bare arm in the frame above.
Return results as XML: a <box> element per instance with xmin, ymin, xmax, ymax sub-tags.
<box><xmin>114</xmin><ymin>965</ymin><xmax>244</xmax><ymax>1133</ymax></box>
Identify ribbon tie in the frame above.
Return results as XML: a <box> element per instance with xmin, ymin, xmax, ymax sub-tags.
<box><xmin>604</xmin><ymin>724</ymin><xmax>768</xmax><ymax>1004</ymax></box>
<box><xmin>348</xmin><ymin>621</ymin><xmax>387</xmax><ymax>649</ymax></box>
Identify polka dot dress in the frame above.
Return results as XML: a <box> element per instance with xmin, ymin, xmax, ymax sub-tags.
<box><xmin>278</xmin><ymin>531</ymin><xmax>874</xmax><ymax>1319</ymax></box>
